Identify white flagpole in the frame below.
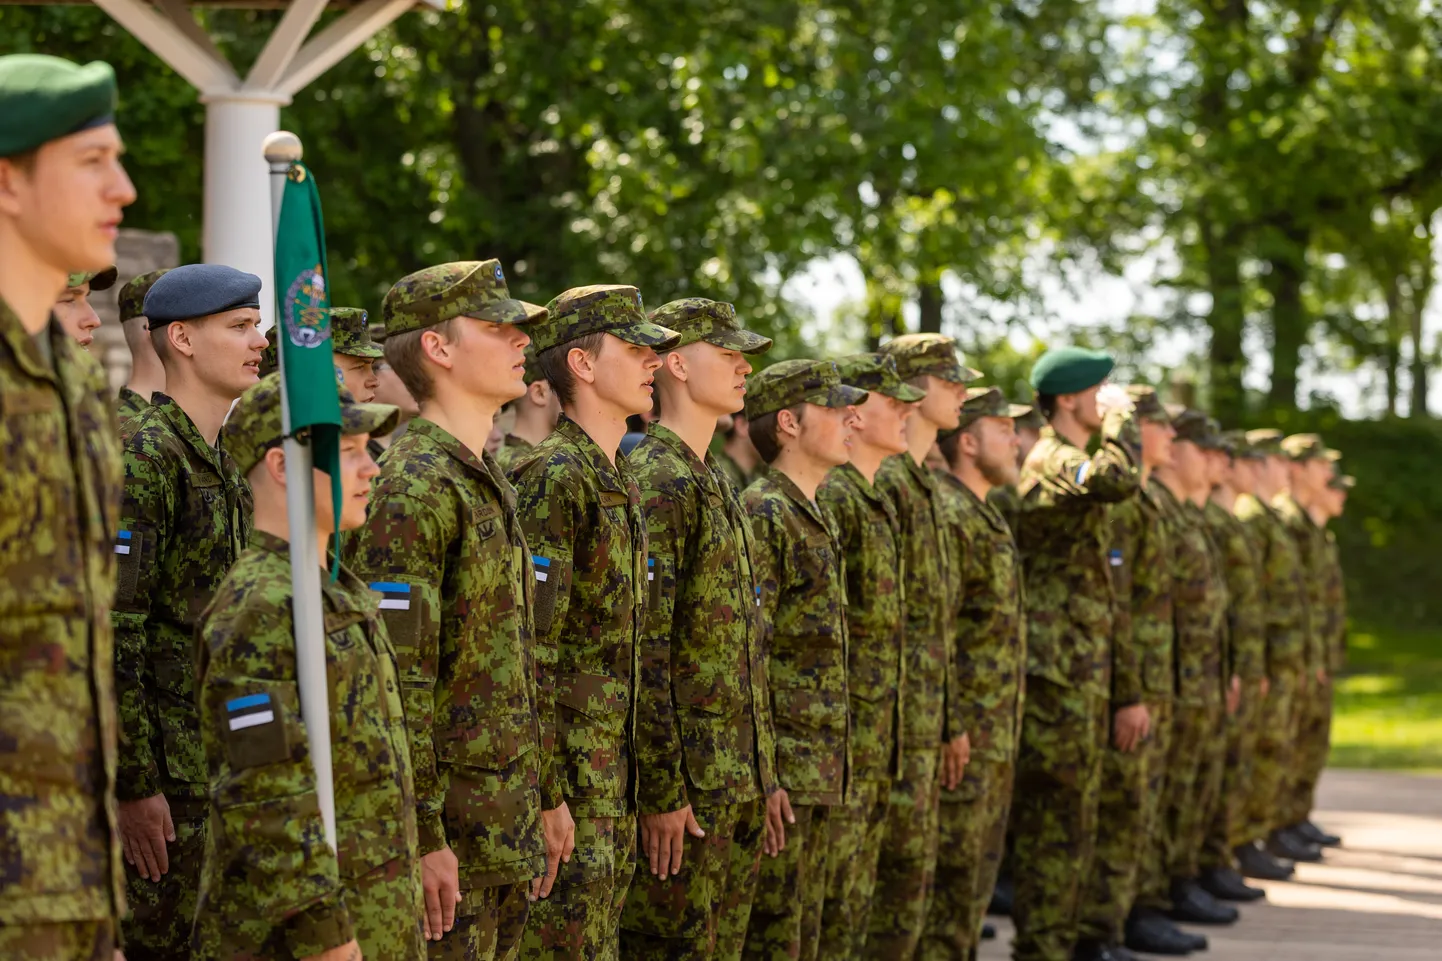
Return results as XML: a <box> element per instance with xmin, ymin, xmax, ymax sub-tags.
<box><xmin>265</xmin><ymin>130</ymin><xmax>337</xmax><ymax>851</ymax></box>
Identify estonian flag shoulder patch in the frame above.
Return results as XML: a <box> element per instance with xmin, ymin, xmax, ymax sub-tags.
<box><xmin>226</xmin><ymin>692</ymin><xmax>275</xmax><ymax>731</ymax></box>
<box><xmin>647</xmin><ymin>557</ymin><xmax>655</xmax><ymax>582</ymax></box>
<box><xmin>533</xmin><ymin>556</ymin><xmax>551</xmax><ymax>582</ymax></box>
<box><xmin>370</xmin><ymin>582</ymin><xmax>412</xmax><ymax>611</ymax></box>
<box><xmin>115</xmin><ymin>530</ymin><xmax>132</xmax><ymax>555</ymax></box>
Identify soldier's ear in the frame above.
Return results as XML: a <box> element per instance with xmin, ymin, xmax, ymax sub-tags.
<box><xmin>662</xmin><ymin>350</ymin><xmax>688</xmax><ymax>383</ymax></box>
<box><xmin>168</xmin><ymin>319</ymin><xmax>198</xmax><ymax>359</ymax></box>
<box><xmin>262</xmin><ymin>445</ymin><xmax>288</xmax><ymax>488</ymax></box>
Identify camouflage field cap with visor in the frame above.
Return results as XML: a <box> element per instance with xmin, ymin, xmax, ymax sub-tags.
<box><xmin>881</xmin><ymin>332</ymin><xmax>981</xmax><ymax>384</ymax></box>
<box><xmin>118</xmin><ymin>268</ymin><xmax>170</xmax><ymax>323</ymax></box>
<box><xmin>383</xmin><ymin>259</ymin><xmax>547</xmax><ymax>337</ymax></box>
<box><xmin>1126</xmin><ymin>385</ymin><xmax>1171</xmax><ymax>423</ymax></box>
<box><xmin>329</xmin><ymin>307</ymin><xmax>384</xmax><ymax>360</ymax></box>
<box><xmin>957</xmin><ymin>386</ymin><xmax>1033</xmax><ymax>430</ymax></box>
<box><xmin>1245</xmin><ymin>428</ymin><xmax>1286</xmax><ymax>457</ymax></box>
<box><xmin>1329</xmin><ymin>473</ymin><xmax>1355</xmax><ymax>491</ymax></box>
<box><xmin>532</xmin><ymin>284</ymin><xmax>681</xmax><ymax>355</ymax></box>
<box><xmin>1280</xmin><ymin>433</ymin><xmax>1341</xmax><ymax>463</ymax></box>
<box><xmin>745</xmin><ymin>358</ymin><xmax>869</xmax><ymax>420</ymax></box>
<box><xmin>66</xmin><ymin>265</ymin><xmax>118</xmax><ymax>293</ymax></box>
<box><xmin>224</xmin><ymin>373</ymin><xmax>400</xmax><ymax>478</ymax></box>
<box><xmin>648</xmin><ymin>298</ymin><xmax>772</xmax><ymax>355</ymax></box>
<box><xmin>1170</xmin><ymin>408</ymin><xmax>1219</xmax><ymax>446</ymax></box>
<box><xmin>836</xmin><ymin>352</ymin><xmax>926</xmax><ymax>402</ymax></box>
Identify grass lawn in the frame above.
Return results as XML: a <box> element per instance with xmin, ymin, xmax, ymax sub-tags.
<box><xmin>1330</xmin><ymin>624</ymin><xmax>1442</xmax><ymax>771</ymax></box>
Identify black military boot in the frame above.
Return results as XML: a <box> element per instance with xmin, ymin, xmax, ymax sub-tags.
<box><xmin>988</xmin><ymin>874</ymin><xmax>1014</xmax><ymax>916</ymax></box>
<box><xmin>1296</xmin><ymin>819</ymin><xmax>1342</xmax><ymax>847</ymax></box>
<box><xmin>1124</xmin><ymin>907</ymin><xmax>1196</xmax><ymax>956</ymax></box>
<box><xmin>1199</xmin><ymin>865</ymin><xmax>1266</xmax><ymax>902</ymax></box>
<box><xmin>1168</xmin><ymin>877</ymin><xmax>1240</xmax><ymax>925</ymax></box>
<box><xmin>1236</xmin><ymin>840</ymin><xmax>1294</xmax><ymax>880</ymax></box>
<box><xmin>1268</xmin><ymin>827</ymin><xmax>1323</xmax><ymax>863</ymax></box>
<box><xmin>1075</xmin><ymin>939</ymin><xmax>1140</xmax><ymax>961</ymax></box>
<box><xmin>981</xmin><ymin>922</ymin><xmax>996</xmax><ymax>940</ymax></box>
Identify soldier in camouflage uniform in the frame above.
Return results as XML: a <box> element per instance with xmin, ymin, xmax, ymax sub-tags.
<box><xmin>815</xmin><ymin>355</ymin><xmax>923</xmax><ymax>958</ymax></box>
<box><xmin>620</xmin><ymin>299</ymin><xmax>779</xmax><ymax>961</ymax></box>
<box><xmin>864</xmin><ymin>334</ymin><xmax>975</xmax><ymax>960</ymax></box>
<box><xmin>713</xmin><ymin>413</ymin><xmax>762</xmax><ymax>495</ymax></box>
<box><xmin>0</xmin><ymin>53</ymin><xmax>133</xmax><ymax>961</ymax></box>
<box><xmin>116</xmin><ymin>268</ymin><xmax>170</xmax><ymax>430</ymax></box>
<box><xmin>329</xmin><ymin>306</ymin><xmax>384</xmax><ymax>403</ymax></box>
<box><xmin>53</xmin><ymin>266</ymin><xmax>116</xmax><ymax>350</ymax></box>
<box><xmin>923</xmin><ymin>387</ymin><xmax>1030</xmax><ymax>961</ymax></box>
<box><xmin>192</xmin><ymin>376</ymin><xmax>425</xmax><ymax>960</ymax></box>
<box><xmin>1147</xmin><ymin>411</ymin><xmax>1238</xmax><ymax>926</ymax></box>
<box><xmin>113</xmin><ymin>263</ymin><xmax>265</xmax><ymax>959</ymax></box>
<box><xmin>344</xmin><ymin>261</ymin><xmax>549</xmax><ymax>960</ymax></box>
<box><xmin>508</xmin><ymin>286</ymin><xmax>680</xmax><ymax>959</ymax></box>
<box><xmin>496</xmin><ymin>349</ymin><xmax>560</xmax><ymax>473</ymax></box>
<box><xmin>1011</xmin><ymin>347</ymin><xmax>1140</xmax><ymax>961</ymax></box>
<box><xmin>738</xmin><ymin>359</ymin><xmax>864</xmax><ymax>961</ymax></box>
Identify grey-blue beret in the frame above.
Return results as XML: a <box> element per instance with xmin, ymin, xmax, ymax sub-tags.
<box><xmin>143</xmin><ymin>263</ymin><xmax>263</xmax><ymax>329</ymax></box>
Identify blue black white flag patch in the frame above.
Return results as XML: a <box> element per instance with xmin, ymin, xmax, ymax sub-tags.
<box><xmin>1075</xmin><ymin>461</ymin><xmax>1091</xmax><ymax>485</ymax></box>
<box><xmin>1109</xmin><ymin>549</ymin><xmax>1123</xmax><ymax>567</ymax></box>
<box><xmin>755</xmin><ymin>585</ymin><xmax>762</xmax><ymax>607</ymax></box>
<box><xmin>647</xmin><ymin>557</ymin><xmax>655</xmax><ymax>582</ymax></box>
<box><xmin>534</xmin><ymin>556</ymin><xmax>551</xmax><ymax>582</ymax></box>
<box><xmin>369</xmin><ymin>582</ymin><xmax>412</xmax><ymax>611</ymax></box>
<box><xmin>115</xmin><ymin>530</ymin><xmax>132</xmax><ymax>555</ymax></box>
<box><xmin>227</xmin><ymin>692</ymin><xmax>275</xmax><ymax>731</ymax></box>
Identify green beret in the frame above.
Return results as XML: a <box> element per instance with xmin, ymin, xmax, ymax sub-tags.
<box><xmin>119</xmin><ymin>268</ymin><xmax>171</xmax><ymax>322</ymax></box>
<box><xmin>225</xmin><ymin>373</ymin><xmax>398</xmax><ymax>478</ymax></box>
<box><xmin>330</xmin><ymin>307</ymin><xmax>383</xmax><ymax>359</ymax></box>
<box><xmin>1280</xmin><ymin>433</ymin><xmax>1341</xmax><ymax>463</ymax></box>
<box><xmin>648</xmin><ymin>298</ymin><xmax>771</xmax><ymax>355</ymax></box>
<box><xmin>0</xmin><ymin>55</ymin><xmax>117</xmax><ymax>157</ymax></box>
<box><xmin>65</xmin><ymin>265</ymin><xmax>117</xmax><ymax>293</ymax></box>
<box><xmin>957</xmin><ymin>386</ymin><xmax>1033</xmax><ymax>430</ymax></box>
<box><xmin>532</xmin><ymin>285</ymin><xmax>680</xmax><ymax>356</ymax></box>
<box><xmin>881</xmin><ymin>333</ymin><xmax>980</xmax><ymax>384</ymax></box>
<box><xmin>384</xmin><ymin>260</ymin><xmax>546</xmax><ymax>337</ymax></box>
<box><xmin>835</xmin><ymin>353</ymin><xmax>926</xmax><ymax>402</ymax></box>
<box><xmin>1029</xmin><ymin>346</ymin><xmax>1114</xmax><ymax>396</ymax></box>
<box><xmin>745</xmin><ymin>359</ymin><xmax>868</xmax><ymax>420</ymax></box>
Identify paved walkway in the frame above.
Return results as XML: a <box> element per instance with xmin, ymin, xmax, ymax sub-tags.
<box><xmin>980</xmin><ymin>769</ymin><xmax>1442</xmax><ymax>960</ymax></box>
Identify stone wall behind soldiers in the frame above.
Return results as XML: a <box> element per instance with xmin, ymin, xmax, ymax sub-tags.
<box><xmin>91</xmin><ymin>228</ymin><xmax>179</xmax><ymax>395</ymax></box>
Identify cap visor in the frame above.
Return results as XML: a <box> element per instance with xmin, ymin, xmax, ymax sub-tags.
<box><xmin>1006</xmin><ymin>403</ymin><xmax>1033</xmax><ymax>418</ymax></box>
<box><xmin>706</xmin><ymin>328</ymin><xmax>774</xmax><ymax>355</ymax></box>
<box><xmin>938</xmin><ymin>363</ymin><xmax>984</xmax><ymax>384</ymax></box>
<box><xmin>89</xmin><ymin>266</ymin><xmax>119</xmax><ymax>292</ymax></box>
<box><xmin>808</xmin><ymin>384</ymin><xmax>869</xmax><ymax>408</ymax></box>
<box><xmin>343</xmin><ymin>400</ymin><xmax>400</xmax><ymax>440</ymax></box>
<box><xmin>612</xmin><ymin>321</ymin><xmax>682</xmax><ymax>351</ymax></box>
<box><xmin>471</xmin><ymin>299</ymin><xmax>549</xmax><ymax>325</ymax></box>
<box><xmin>884</xmin><ymin>383</ymin><xmax>928</xmax><ymax>403</ymax></box>
<box><xmin>336</xmin><ymin>343</ymin><xmax>385</xmax><ymax>360</ymax></box>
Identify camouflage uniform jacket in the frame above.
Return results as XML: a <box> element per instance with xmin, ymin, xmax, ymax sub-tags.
<box><xmin>711</xmin><ymin>448</ymin><xmax>751</xmax><ymax>496</ymax></box>
<box><xmin>1204</xmin><ymin>500</ymin><xmax>1265</xmax><ymax>683</ymax></box>
<box><xmin>1233</xmin><ymin>493</ymin><xmax>1307</xmax><ymax>678</ymax></box>
<box><xmin>493</xmin><ymin>433</ymin><xmax>534</xmax><ymax>475</ymax></box>
<box><xmin>1014</xmin><ymin>421</ymin><xmax>1140</xmax><ymax>697</ymax></box>
<box><xmin>114</xmin><ymin>393</ymin><xmax>253</xmax><ymax>801</ymax></box>
<box><xmin>194</xmin><ymin>532</ymin><xmax>421</xmax><ymax>956</ymax></box>
<box><xmin>876</xmin><ymin>452</ymin><xmax>958</xmax><ymax>752</ymax></box>
<box><xmin>935</xmin><ymin>474</ymin><xmax>1026</xmax><ymax>764</ymax></box>
<box><xmin>1320</xmin><ymin>530</ymin><xmax>1346</xmax><ymax>673</ymax></box>
<box><xmin>628</xmin><ymin>423</ymin><xmax>775</xmax><ymax>814</ymax></box>
<box><xmin>817</xmin><ymin>463</ymin><xmax>905</xmax><ymax>782</ymax></box>
<box><xmin>1149</xmin><ymin>482</ymin><xmax>1227</xmax><ymax>706</ymax></box>
<box><xmin>116</xmin><ymin>386</ymin><xmax>149</xmax><ymax>429</ymax></box>
<box><xmin>344</xmin><ymin>417</ymin><xmax>545</xmax><ymax>887</ymax></box>
<box><xmin>1274</xmin><ymin>495</ymin><xmax>1328</xmax><ymax>675</ymax></box>
<box><xmin>988</xmin><ymin>484</ymin><xmax>1023</xmax><ymax>534</ymax></box>
<box><xmin>1109</xmin><ymin>487</ymin><xmax>1174</xmax><ymax>702</ymax></box>
<box><xmin>510</xmin><ymin>415</ymin><xmax>645</xmax><ymax>818</ymax></box>
<box><xmin>0</xmin><ymin>305</ymin><xmax>126</xmax><ymax>924</ymax></box>
<box><xmin>744</xmin><ymin>467</ymin><xmax>850</xmax><ymax>807</ymax></box>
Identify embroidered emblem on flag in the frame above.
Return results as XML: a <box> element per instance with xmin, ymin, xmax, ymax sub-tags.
<box><xmin>647</xmin><ymin>557</ymin><xmax>655</xmax><ymax>582</ymax></box>
<box><xmin>1109</xmin><ymin>548</ymin><xmax>1123</xmax><ymax>567</ymax></box>
<box><xmin>227</xmin><ymin>692</ymin><xmax>275</xmax><ymax>731</ymax></box>
<box><xmin>533</xmin><ymin>556</ymin><xmax>551</xmax><ymax>582</ymax></box>
<box><xmin>115</xmin><ymin>530</ymin><xmax>132</xmax><ymax>555</ymax></box>
<box><xmin>369</xmin><ymin>582</ymin><xmax>412</xmax><ymax>610</ymax></box>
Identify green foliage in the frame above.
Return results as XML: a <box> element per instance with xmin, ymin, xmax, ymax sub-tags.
<box><xmin>1331</xmin><ymin>626</ymin><xmax>1442</xmax><ymax>771</ymax></box>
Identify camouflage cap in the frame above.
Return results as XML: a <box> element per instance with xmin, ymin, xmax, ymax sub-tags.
<box><xmin>118</xmin><ymin>268</ymin><xmax>171</xmax><ymax>323</ymax></box>
<box><xmin>65</xmin><ymin>265</ymin><xmax>117</xmax><ymax>293</ymax></box>
<box><xmin>1126</xmin><ymin>385</ymin><xmax>1171</xmax><ymax>423</ymax></box>
<box><xmin>1245</xmin><ymin>428</ymin><xmax>1285</xmax><ymax>457</ymax></box>
<box><xmin>1329</xmin><ymin>473</ymin><xmax>1355</xmax><ymax>491</ymax></box>
<box><xmin>383</xmin><ymin>259</ymin><xmax>547</xmax><ymax>337</ymax></box>
<box><xmin>330</xmin><ymin>307</ymin><xmax>383</xmax><ymax>359</ymax></box>
<box><xmin>1280</xmin><ymin>433</ymin><xmax>1341</xmax><ymax>463</ymax></box>
<box><xmin>1216</xmin><ymin>429</ymin><xmax>1248</xmax><ymax>457</ymax></box>
<box><xmin>648</xmin><ymin>298</ymin><xmax>772</xmax><ymax>355</ymax></box>
<box><xmin>1015</xmin><ymin>405</ymin><xmax>1046</xmax><ymax>431</ymax></box>
<box><xmin>225</xmin><ymin>372</ymin><xmax>399</xmax><ymax>478</ymax></box>
<box><xmin>521</xmin><ymin>343</ymin><xmax>545</xmax><ymax>385</ymax></box>
<box><xmin>1193</xmin><ymin>417</ymin><xmax>1229</xmax><ymax>451</ymax></box>
<box><xmin>881</xmin><ymin>333</ymin><xmax>981</xmax><ymax>384</ymax></box>
<box><xmin>835</xmin><ymin>352</ymin><xmax>926</xmax><ymax>402</ymax></box>
<box><xmin>259</xmin><ymin>327</ymin><xmax>279</xmax><ymax>378</ymax></box>
<box><xmin>1171</xmin><ymin>408</ymin><xmax>1218</xmax><ymax>446</ymax></box>
<box><xmin>532</xmin><ymin>284</ymin><xmax>681</xmax><ymax>355</ymax></box>
<box><xmin>744</xmin><ymin>358</ymin><xmax>868</xmax><ymax>420</ymax></box>
<box><xmin>368</xmin><ymin>320</ymin><xmax>388</xmax><ymax>344</ymax></box>
<box><xmin>958</xmin><ymin>386</ymin><xmax>1033</xmax><ymax>429</ymax></box>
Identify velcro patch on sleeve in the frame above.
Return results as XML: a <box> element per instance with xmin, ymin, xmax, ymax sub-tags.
<box><xmin>223</xmin><ymin>691</ymin><xmax>290</xmax><ymax>770</ymax></box>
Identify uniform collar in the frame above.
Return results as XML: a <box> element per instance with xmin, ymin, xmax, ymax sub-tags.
<box><xmin>646</xmin><ymin>421</ymin><xmax>722</xmax><ymax>494</ymax></box>
<box><xmin>554</xmin><ymin>414</ymin><xmax>628</xmax><ymax>494</ymax></box>
<box><xmin>250</xmin><ymin>528</ymin><xmax>368</xmax><ymax>600</ymax></box>
<box><xmin>835</xmin><ymin>461</ymin><xmax>886</xmax><ymax>506</ymax></box>
<box><xmin>151</xmin><ymin>392</ymin><xmax>228</xmax><ymax>473</ymax></box>
<box><xmin>940</xmin><ymin>470</ymin><xmax>1010</xmax><ymax>534</ymax></box>
<box><xmin>406</xmin><ymin>416</ymin><xmax>493</xmax><ymax>480</ymax></box>
<box><xmin>760</xmin><ymin>464</ymin><xmax>830</xmax><ymax>529</ymax></box>
<box><xmin>0</xmin><ymin>298</ymin><xmax>64</xmax><ymax>384</ymax></box>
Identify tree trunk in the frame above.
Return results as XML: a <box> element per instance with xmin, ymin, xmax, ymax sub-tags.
<box><xmin>1264</xmin><ymin>224</ymin><xmax>1310</xmax><ymax>410</ymax></box>
<box><xmin>917</xmin><ymin>280</ymin><xmax>943</xmax><ymax>334</ymax></box>
<box><xmin>1203</xmin><ymin>213</ymin><xmax>1247</xmax><ymax>422</ymax></box>
<box><xmin>1410</xmin><ymin>294</ymin><xmax>1429</xmax><ymax>418</ymax></box>
<box><xmin>1384</xmin><ymin>276</ymin><xmax>1402</xmax><ymax>416</ymax></box>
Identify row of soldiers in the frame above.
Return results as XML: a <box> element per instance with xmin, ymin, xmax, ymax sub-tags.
<box><xmin>0</xmin><ymin>52</ymin><xmax>1349</xmax><ymax>961</ymax></box>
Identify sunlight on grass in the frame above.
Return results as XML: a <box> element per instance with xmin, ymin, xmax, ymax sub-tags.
<box><xmin>1331</xmin><ymin>625</ymin><xmax>1442</xmax><ymax>770</ymax></box>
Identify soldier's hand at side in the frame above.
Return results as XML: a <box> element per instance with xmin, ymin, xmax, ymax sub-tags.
<box><xmin>1112</xmin><ymin>703</ymin><xmax>1151</xmax><ymax>753</ymax></box>
<box><xmin>640</xmin><ymin>804</ymin><xmax>705</xmax><ymax>880</ymax></box>
<box><xmin>940</xmin><ymin>735</ymin><xmax>969</xmax><ymax>791</ymax></box>
<box><xmin>532</xmin><ymin>802</ymin><xmax>575</xmax><ymax>901</ymax></box>
<box><xmin>1226</xmin><ymin>675</ymin><xmax>1242</xmax><ymax>716</ymax></box>
<box><xmin>420</xmin><ymin>846</ymin><xmax>461</xmax><ymax>941</ymax></box>
<box><xmin>1260</xmin><ymin>676</ymin><xmax>1271</xmax><ymax>699</ymax></box>
<box><xmin>117</xmin><ymin>793</ymin><xmax>174</xmax><ymax>882</ymax></box>
<box><xmin>764</xmin><ymin>789</ymin><xmax>793</xmax><ymax>857</ymax></box>
<box><xmin>300</xmin><ymin>938</ymin><xmax>361</xmax><ymax>961</ymax></box>
<box><xmin>1317</xmin><ymin>668</ymin><xmax>1328</xmax><ymax>686</ymax></box>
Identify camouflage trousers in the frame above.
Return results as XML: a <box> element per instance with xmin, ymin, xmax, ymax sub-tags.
<box><xmin>195</xmin><ymin>854</ymin><xmax>427</xmax><ymax>960</ymax></box>
<box><xmin>1160</xmin><ymin>700</ymin><xmax>1225</xmax><ymax>881</ymax></box>
<box><xmin>1133</xmin><ymin>701</ymin><xmax>1175</xmax><ymax>913</ymax></box>
<box><xmin>1201</xmin><ymin>681</ymin><xmax>1263</xmax><ymax>869</ymax></box>
<box><xmin>620</xmin><ymin>795</ymin><xmax>767</xmax><ymax>961</ymax></box>
<box><xmin>1009</xmin><ymin>679</ymin><xmax>1109</xmax><ymax>961</ymax></box>
<box><xmin>122</xmin><ymin>801</ymin><xmax>206</xmax><ymax>961</ymax></box>
<box><xmin>518</xmin><ymin>813</ymin><xmax>636</xmax><ymax>961</ymax></box>
<box><xmin>862</xmin><ymin>746</ymin><xmax>941</xmax><ymax>960</ymax></box>
<box><xmin>919</xmin><ymin>755</ymin><xmax>1015</xmax><ymax>961</ymax></box>
<box><xmin>740</xmin><ymin>803</ymin><xmax>830</xmax><ymax>961</ymax></box>
<box><xmin>818</xmin><ymin>777</ymin><xmax>891</xmax><ymax>959</ymax></box>
<box><xmin>0</xmin><ymin>921</ymin><xmax>114</xmax><ymax>961</ymax></box>
<box><xmin>1244</xmin><ymin>671</ymin><xmax>1299</xmax><ymax>842</ymax></box>
<box><xmin>1286</xmin><ymin>676</ymin><xmax>1334</xmax><ymax>827</ymax></box>
<box><xmin>1077</xmin><ymin>704</ymin><xmax>1157</xmax><ymax>945</ymax></box>
<box><xmin>428</xmin><ymin>880</ymin><xmax>531</xmax><ymax>961</ymax></box>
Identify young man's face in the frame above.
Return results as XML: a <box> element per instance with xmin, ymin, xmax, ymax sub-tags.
<box><xmin>1230</xmin><ymin>458</ymin><xmax>1256</xmax><ymax>492</ymax></box>
<box><xmin>447</xmin><ymin>316</ymin><xmax>530</xmax><ymax>405</ymax></box>
<box><xmin>1139</xmin><ymin>419</ymin><xmax>1176</xmax><ymax>471</ymax></box>
<box><xmin>592</xmin><ymin>334</ymin><xmax>663</xmax><ymax>417</ymax></box>
<box><xmin>179</xmin><ymin>307</ymin><xmax>267</xmax><ymax>398</ymax></box>
<box><xmin>1208</xmin><ymin>449</ymin><xmax>1233</xmax><ymax>488</ymax></box>
<box><xmin>1066</xmin><ymin>383</ymin><xmax>1103</xmax><ymax>432</ymax></box>
<box><xmin>1304</xmin><ymin>457</ymin><xmax>1334</xmax><ymax>499</ymax></box>
<box><xmin>678</xmin><ymin>341</ymin><xmax>754</xmax><ymax>416</ymax></box>
<box><xmin>916</xmin><ymin>375</ymin><xmax>966</xmax><ymax>431</ymax></box>
<box><xmin>0</xmin><ymin>126</ymin><xmax>135</xmax><ymax>274</ymax></box>
<box><xmin>1171</xmin><ymin>440</ymin><xmax>1206</xmax><ymax>489</ymax></box>
<box><xmin>851</xmin><ymin>392</ymin><xmax>912</xmax><ymax>458</ymax></box>
<box><xmin>969</xmin><ymin>415</ymin><xmax>1022</xmax><ymax>487</ymax></box>
<box><xmin>1266</xmin><ymin>455</ymin><xmax>1292</xmax><ymax>494</ymax></box>
<box><xmin>316</xmin><ymin>432</ymin><xmax>381</xmax><ymax>533</ymax></box>
<box><xmin>373</xmin><ymin>359</ymin><xmax>419</xmax><ymax>416</ymax></box>
<box><xmin>53</xmin><ymin>282</ymin><xmax>101</xmax><ymax>348</ymax></box>
<box><xmin>337</xmin><ymin>354</ymin><xmax>379</xmax><ymax>404</ymax></box>
<box><xmin>796</xmin><ymin>403</ymin><xmax>855</xmax><ymax>469</ymax></box>
<box><xmin>1016</xmin><ymin>425</ymin><xmax>1040</xmax><ymax>466</ymax></box>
